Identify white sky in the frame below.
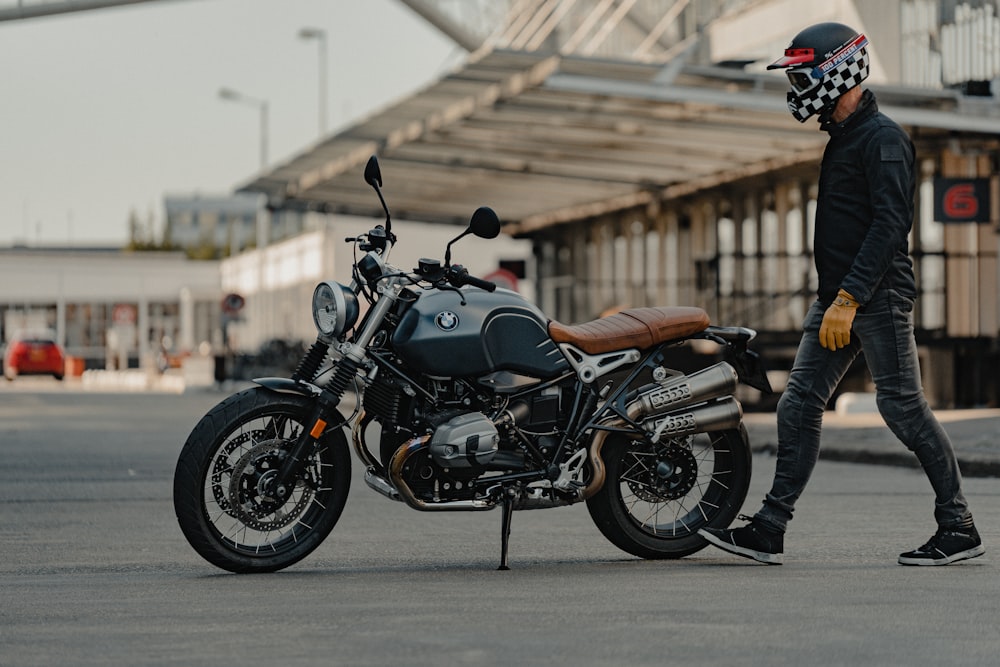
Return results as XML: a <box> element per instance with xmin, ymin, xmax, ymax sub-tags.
<box><xmin>0</xmin><ymin>0</ymin><xmax>462</xmax><ymax>246</ymax></box>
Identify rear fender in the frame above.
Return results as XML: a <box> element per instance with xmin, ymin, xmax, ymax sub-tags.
<box><xmin>693</xmin><ymin>327</ymin><xmax>773</xmax><ymax>394</ymax></box>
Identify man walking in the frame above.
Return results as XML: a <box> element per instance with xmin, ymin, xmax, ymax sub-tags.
<box><xmin>699</xmin><ymin>22</ymin><xmax>984</xmax><ymax>566</ymax></box>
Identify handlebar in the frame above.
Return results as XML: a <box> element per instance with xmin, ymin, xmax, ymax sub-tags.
<box><xmin>447</xmin><ymin>265</ymin><xmax>497</xmax><ymax>292</ymax></box>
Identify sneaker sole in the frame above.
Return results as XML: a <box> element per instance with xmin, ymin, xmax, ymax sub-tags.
<box><xmin>898</xmin><ymin>544</ymin><xmax>986</xmax><ymax>566</ymax></box>
<box><xmin>698</xmin><ymin>528</ymin><xmax>783</xmax><ymax>565</ymax></box>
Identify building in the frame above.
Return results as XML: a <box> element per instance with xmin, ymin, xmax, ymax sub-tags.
<box><xmin>234</xmin><ymin>0</ymin><xmax>1000</xmax><ymax>408</ymax></box>
<box><xmin>0</xmin><ymin>216</ymin><xmax>530</xmax><ymax>378</ymax></box>
<box><xmin>0</xmin><ymin>247</ymin><xmax>221</xmax><ymax>372</ymax></box>
<box><xmin>4</xmin><ymin>0</ymin><xmax>996</xmax><ymax>404</ymax></box>
<box><xmin>163</xmin><ymin>192</ymin><xmax>265</xmax><ymax>257</ymax></box>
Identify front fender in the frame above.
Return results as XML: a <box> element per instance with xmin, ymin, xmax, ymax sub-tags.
<box><xmin>253</xmin><ymin>377</ymin><xmax>323</xmax><ymax>397</ymax></box>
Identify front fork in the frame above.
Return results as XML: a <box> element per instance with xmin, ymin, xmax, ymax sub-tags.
<box><xmin>266</xmin><ymin>279</ymin><xmax>401</xmax><ymax>502</ymax></box>
<box><xmin>267</xmin><ymin>346</ymin><xmax>362</xmax><ymax>503</ymax></box>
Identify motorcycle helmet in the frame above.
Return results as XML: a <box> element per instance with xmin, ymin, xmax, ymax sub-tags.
<box><xmin>767</xmin><ymin>22</ymin><xmax>870</xmax><ymax>123</ymax></box>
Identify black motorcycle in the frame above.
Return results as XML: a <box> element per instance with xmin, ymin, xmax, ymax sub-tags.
<box><xmin>173</xmin><ymin>156</ymin><xmax>771</xmax><ymax>572</ymax></box>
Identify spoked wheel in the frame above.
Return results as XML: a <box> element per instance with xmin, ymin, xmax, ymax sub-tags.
<box><xmin>173</xmin><ymin>387</ymin><xmax>352</xmax><ymax>573</ymax></box>
<box><xmin>586</xmin><ymin>425</ymin><xmax>751</xmax><ymax>559</ymax></box>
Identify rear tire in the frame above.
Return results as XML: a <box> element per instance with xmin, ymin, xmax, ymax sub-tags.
<box><xmin>173</xmin><ymin>387</ymin><xmax>352</xmax><ymax>573</ymax></box>
<box><xmin>587</xmin><ymin>425</ymin><xmax>751</xmax><ymax>559</ymax></box>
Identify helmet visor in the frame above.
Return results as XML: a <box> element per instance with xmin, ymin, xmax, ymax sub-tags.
<box><xmin>786</xmin><ymin>68</ymin><xmax>819</xmax><ymax>93</ymax></box>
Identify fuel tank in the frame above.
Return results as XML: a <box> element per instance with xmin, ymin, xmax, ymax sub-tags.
<box><xmin>391</xmin><ymin>288</ymin><xmax>568</xmax><ymax>379</ymax></box>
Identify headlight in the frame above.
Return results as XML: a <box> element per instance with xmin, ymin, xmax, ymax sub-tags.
<box><xmin>312</xmin><ymin>281</ymin><xmax>359</xmax><ymax>338</ymax></box>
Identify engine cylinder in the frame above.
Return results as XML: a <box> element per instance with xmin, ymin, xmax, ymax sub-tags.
<box><xmin>429</xmin><ymin>412</ymin><xmax>499</xmax><ymax>468</ymax></box>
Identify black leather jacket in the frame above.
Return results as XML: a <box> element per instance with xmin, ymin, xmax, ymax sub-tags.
<box><xmin>814</xmin><ymin>90</ymin><xmax>917</xmax><ymax>307</ymax></box>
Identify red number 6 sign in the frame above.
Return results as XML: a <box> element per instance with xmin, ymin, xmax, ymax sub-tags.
<box><xmin>934</xmin><ymin>178</ymin><xmax>990</xmax><ymax>223</ymax></box>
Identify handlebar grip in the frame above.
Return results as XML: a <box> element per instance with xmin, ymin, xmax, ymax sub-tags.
<box><xmin>449</xmin><ymin>266</ymin><xmax>497</xmax><ymax>292</ymax></box>
<box><xmin>463</xmin><ymin>274</ymin><xmax>497</xmax><ymax>292</ymax></box>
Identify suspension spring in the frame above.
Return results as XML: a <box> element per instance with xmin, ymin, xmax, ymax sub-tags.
<box><xmin>292</xmin><ymin>340</ymin><xmax>329</xmax><ymax>383</ymax></box>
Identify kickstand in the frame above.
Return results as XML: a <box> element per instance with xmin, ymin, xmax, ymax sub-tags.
<box><xmin>498</xmin><ymin>493</ymin><xmax>513</xmax><ymax>571</ymax></box>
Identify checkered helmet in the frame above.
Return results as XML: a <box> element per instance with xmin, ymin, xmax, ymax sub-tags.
<box><xmin>768</xmin><ymin>22</ymin><xmax>870</xmax><ymax>122</ymax></box>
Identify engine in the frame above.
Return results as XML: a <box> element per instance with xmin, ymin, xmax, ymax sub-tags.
<box><xmin>360</xmin><ymin>357</ymin><xmax>576</xmax><ymax>505</ymax></box>
<box><xmin>429</xmin><ymin>413</ymin><xmax>499</xmax><ymax>468</ymax></box>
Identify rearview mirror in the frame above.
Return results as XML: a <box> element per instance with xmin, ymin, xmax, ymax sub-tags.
<box><xmin>364</xmin><ymin>155</ymin><xmax>382</xmax><ymax>188</ymax></box>
<box><xmin>469</xmin><ymin>206</ymin><xmax>501</xmax><ymax>239</ymax></box>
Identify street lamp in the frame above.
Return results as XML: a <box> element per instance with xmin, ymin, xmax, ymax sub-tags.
<box><xmin>218</xmin><ymin>86</ymin><xmax>270</xmax><ymax>170</ymax></box>
<box><xmin>298</xmin><ymin>26</ymin><xmax>328</xmax><ymax>137</ymax></box>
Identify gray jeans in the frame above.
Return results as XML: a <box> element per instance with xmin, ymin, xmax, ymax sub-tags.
<box><xmin>754</xmin><ymin>288</ymin><xmax>971</xmax><ymax>533</ymax></box>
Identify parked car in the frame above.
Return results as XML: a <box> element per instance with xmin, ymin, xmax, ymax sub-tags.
<box><xmin>3</xmin><ymin>333</ymin><xmax>65</xmax><ymax>381</ymax></box>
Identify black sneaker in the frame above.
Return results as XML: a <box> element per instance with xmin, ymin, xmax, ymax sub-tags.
<box><xmin>898</xmin><ymin>525</ymin><xmax>985</xmax><ymax>566</ymax></box>
<box><xmin>699</xmin><ymin>515</ymin><xmax>783</xmax><ymax>565</ymax></box>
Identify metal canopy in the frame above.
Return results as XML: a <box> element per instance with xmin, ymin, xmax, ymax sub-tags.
<box><xmin>239</xmin><ymin>49</ymin><xmax>999</xmax><ymax>236</ymax></box>
<box><xmin>0</xmin><ymin>0</ymin><xmax>181</xmax><ymax>21</ymax></box>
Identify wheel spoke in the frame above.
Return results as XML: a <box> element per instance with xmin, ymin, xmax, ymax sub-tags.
<box><xmin>202</xmin><ymin>410</ymin><xmax>338</xmax><ymax>554</ymax></box>
<box><xmin>613</xmin><ymin>430</ymin><xmax>743</xmax><ymax>537</ymax></box>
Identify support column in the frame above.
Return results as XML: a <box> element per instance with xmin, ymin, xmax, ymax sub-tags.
<box><xmin>774</xmin><ymin>182</ymin><xmax>792</xmax><ymax>330</ymax></box>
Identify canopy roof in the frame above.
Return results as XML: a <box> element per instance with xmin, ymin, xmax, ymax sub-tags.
<box><xmin>240</xmin><ymin>49</ymin><xmax>1000</xmax><ymax>236</ymax></box>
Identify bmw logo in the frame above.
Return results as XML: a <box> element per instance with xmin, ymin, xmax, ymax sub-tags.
<box><xmin>435</xmin><ymin>311</ymin><xmax>459</xmax><ymax>331</ymax></box>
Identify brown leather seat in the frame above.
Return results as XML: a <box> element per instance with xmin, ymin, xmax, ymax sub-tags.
<box><xmin>548</xmin><ymin>306</ymin><xmax>710</xmax><ymax>355</ymax></box>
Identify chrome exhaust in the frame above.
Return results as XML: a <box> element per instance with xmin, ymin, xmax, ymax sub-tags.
<box><xmin>581</xmin><ymin>365</ymin><xmax>744</xmax><ymax>501</ymax></box>
<box><xmin>364</xmin><ymin>467</ymin><xmax>401</xmax><ymax>501</ymax></box>
<box><xmin>388</xmin><ymin>436</ymin><xmax>495</xmax><ymax>511</ymax></box>
<box><xmin>640</xmin><ymin>396</ymin><xmax>743</xmax><ymax>439</ymax></box>
<box><xmin>626</xmin><ymin>362</ymin><xmax>738</xmax><ymax>422</ymax></box>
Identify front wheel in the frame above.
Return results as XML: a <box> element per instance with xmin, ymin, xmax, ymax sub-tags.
<box><xmin>173</xmin><ymin>387</ymin><xmax>352</xmax><ymax>573</ymax></box>
<box><xmin>586</xmin><ymin>425</ymin><xmax>751</xmax><ymax>559</ymax></box>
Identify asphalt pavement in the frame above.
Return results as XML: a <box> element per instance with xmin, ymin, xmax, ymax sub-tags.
<box><xmin>1</xmin><ymin>378</ymin><xmax>999</xmax><ymax>666</ymax></box>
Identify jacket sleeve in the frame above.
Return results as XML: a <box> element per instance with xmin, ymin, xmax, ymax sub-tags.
<box><xmin>839</xmin><ymin>124</ymin><xmax>915</xmax><ymax>307</ymax></box>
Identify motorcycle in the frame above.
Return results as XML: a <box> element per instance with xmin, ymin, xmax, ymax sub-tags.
<box><xmin>173</xmin><ymin>156</ymin><xmax>771</xmax><ymax>573</ymax></box>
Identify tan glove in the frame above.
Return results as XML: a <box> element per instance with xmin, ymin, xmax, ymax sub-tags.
<box><xmin>819</xmin><ymin>289</ymin><xmax>859</xmax><ymax>351</ymax></box>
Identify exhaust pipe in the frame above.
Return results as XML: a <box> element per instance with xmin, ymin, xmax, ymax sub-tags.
<box><xmin>580</xmin><ymin>397</ymin><xmax>743</xmax><ymax>501</ymax></box>
<box><xmin>581</xmin><ymin>365</ymin><xmax>744</xmax><ymax>501</ymax></box>
<box><xmin>388</xmin><ymin>436</ymin><xmax>495</xmax><ymax>512</ymax></box>
<box><xmin>626</xmin><ymin>362</ymin><xmax>738</xmax><ymax>422</ymax></box>
<box><xmin>641</xmin><ymin>396</ymin><xmax>743</xmax><ymax>439</ymax></box>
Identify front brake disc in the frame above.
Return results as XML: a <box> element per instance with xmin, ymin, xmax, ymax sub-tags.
<box><xmin>227</xmin><ymin>440</ymin><xmax>313</xmax><ymax>531</ymax></box>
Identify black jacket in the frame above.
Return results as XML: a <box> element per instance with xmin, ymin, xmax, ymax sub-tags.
<box><xmin>814</xmin><ymin>90</ymin><xmax>917</xmax><ymax>307</ymax></box>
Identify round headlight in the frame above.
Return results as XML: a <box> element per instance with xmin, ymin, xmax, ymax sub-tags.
<box><xmin>312</xmin><ymin>281</ymin><xmax>359</xmax><ymax>338</ymax></box>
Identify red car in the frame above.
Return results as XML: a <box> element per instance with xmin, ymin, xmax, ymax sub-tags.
<box><xmin>3</xmin><ymin>334</ymin><xmax>65</xmax><ymax>381</ymax></box>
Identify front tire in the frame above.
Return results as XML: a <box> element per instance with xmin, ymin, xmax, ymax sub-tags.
<box><xmin>587</xmin><ymin>425</ymin><xmax>751</xmax><ymax>559</ymax></box>
<box><xmin>173</xmin><ymin>387</ymin><xmax>352</xmax><ymax>573</ymax></box>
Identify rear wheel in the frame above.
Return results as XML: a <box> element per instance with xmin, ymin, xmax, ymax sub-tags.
<box><xmin>173</xmin><ymin>387</ymin><xmax>352</xmax><ymax>573</ymax></box>
<box><xmin>587</xmin><ymin>425</ymin><xmax>751</xmax><ymax>559</ymax></box>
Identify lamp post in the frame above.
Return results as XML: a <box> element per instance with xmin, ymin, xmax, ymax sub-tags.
<box><xmin>298</xmin><ymin>26</ymin><xmax>328</xmax><ymax>137</ymax></box>
<box><xmin>218</xmin><ymin>87</ymin><xmax>269</xmax><ymax>170</ymax></box>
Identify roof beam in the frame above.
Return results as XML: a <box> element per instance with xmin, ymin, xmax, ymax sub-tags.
<box><xmin>0</xmin><ymin>0</ymin><xmax>184</xmax><ymax>21</ymax></box>
<box><xmin>277</xmin><ymin>55</ymin><xmax>561</xmax><ymax>202</ymax></box>
<box><xmin>509</xmin><ymin>143</ymin><xmax>826</xmax><ymax>235</ymax></box>
<box><xmin>397</xmin><ymin>0</ymin><xmax>485</xmax><ymax>52</ymax></box>
<box><xmin>545</xmin><ymin>70</ymin><xmax>1000</xmax><ymax>135</ymax></box>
